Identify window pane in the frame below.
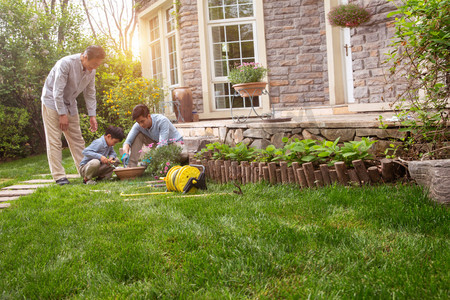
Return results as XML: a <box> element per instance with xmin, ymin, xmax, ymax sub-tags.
<box><xmin>240</xmin><ymin>24</ymin><xmax>253</xmax><ymax>41</ymax></box>
<box><xmin>214</xmin><ymin>60</ymin><xmax>228</xmax><ymax>77</ymax></box>
<box><xmin>209</xmin><ymin>7</ymin><xmax>224</xmax><ymax>20</ymax></box>
<box><xmin>239</xmin><ymin>4</ymin><xmax>253</xmax><ymax>17</ymax></box>
<box><xmin>213</xmin><ymin>44</ymin><xmax>226</xmax><ymax>60</ymax></box>
<box><xmin>228</xmin><ymin>42</ymin><xmax>241</xmax><ymax>59</ymax></box>
<box><xmin>224</xmin><ymin>5</ymin><xmax>238</xmax><ymax>19</ymax></box>
<box><xmin>166</xmin><ymin>7</ymin><xmax>176</xmax><ymax>32</ymax></box>
<box><xmin>149</xmin><ymin>16</ymin><xmax>159</xmax><ymax>42</ymax></box>
<box><xmin>168</xmin><ymin>36</ymin><xmax>178</xmax><ymax>85</ymax></box>
<box><xmin>209</xmin><ymin>0</ymin><xmax>223</xmax><ymax>6</ymax></box>
<box><xmin>224</xmin><ymin>0</ymin><xmax>237</xmax><ymax>5</ymax></box>
<box><xmin>225</xmin><ymin>25</ymin><xmax>239</xmax><ymax>42</ymax></box>
<box><xmin>212</xmin><ymin>27</ymin><xmax>225</xmax><ymax>43</ymax></box>
<box><xmin>241</xmin><ymin>41</ymin><xmax>254</xmax><ymax>58</ymax></box>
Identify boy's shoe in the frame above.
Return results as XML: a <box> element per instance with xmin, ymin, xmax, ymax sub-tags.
<box><xmin>55</xmin><ymin>177</ymin><xmax>70</xmax><ymax>186</ymax></box>
<box><xmin>83</xmin><ymin>179</ymin><xmax>97</xmax><ymax>185</ymax></box>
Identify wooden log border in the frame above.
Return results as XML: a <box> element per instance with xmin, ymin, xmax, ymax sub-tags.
<box><xmin>189</xmin><ymin>158</ymin><xmax>400</xmax><ymax>189</ymax></box>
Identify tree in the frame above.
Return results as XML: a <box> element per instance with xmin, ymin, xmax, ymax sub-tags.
<box><xmin>81</xmin><ymin>0</ymin><xmax>138</xmax><ymax>58</ymax></box>
<box><xmin>0</xmin><ymin>0</ymin><xmax>89</xmax><ymax>156</ymax></box>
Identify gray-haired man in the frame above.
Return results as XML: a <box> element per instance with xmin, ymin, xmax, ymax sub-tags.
<box><xmin>41</xmin><ymin>45</ymin><xmax>106</xmax><ymax>185</ymax></box>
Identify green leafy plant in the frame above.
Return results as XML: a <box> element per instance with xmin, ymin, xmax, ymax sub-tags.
<box><xmin>336</xmin><ymin>137</ymin><xmax>376</xmax><ymax>167</ymax></box>
<box><xmin>327</xmin><ymin>4</ymin><xmax>371</xmax><ymax>28</ymax></box>
<box><xmin>139</xmin><ymin>141</ymin><xmax>183</xmax><ymax>177</ymax></box>
<box><xmin>312</xmin><ymin>138</ymin><xmax>341</xmax><ymax>165</ymax></box>
<box><xmin>227</xmin><ymin>62</ymin><xmax>268</xmax><ymax>84</ymax></box>
<box><xmin>226</xmin><ymin>142</ymin><xmax>256</xmax><ymax>162</ymax></box>
<box><xmin>255</xmin><ymin>145</ymin><xmax>282</xmax><ymax>163</ymax></box>
<box><xmin>281</xmin><ymin>137</ymin><xmax>320</xmax><ymax>164</ymax></box>
<box><xmin>386</xmin><ymin>0</ymin><xmax>449</xmax><ymax>160</ymax></box>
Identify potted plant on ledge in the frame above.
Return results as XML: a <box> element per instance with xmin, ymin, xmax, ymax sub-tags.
<box><xmin>228</xmin><ymin>62</ymin><xmax>268</xmax><ymax>97</ymax></box>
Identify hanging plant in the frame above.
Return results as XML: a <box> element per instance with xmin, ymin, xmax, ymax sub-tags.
<box><xmin>328</xmin><ymin>4</ymin><xmax>371</xmax><ymax>28</ymax></box>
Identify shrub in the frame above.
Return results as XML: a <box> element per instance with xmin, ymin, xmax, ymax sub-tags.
<box><xmin>139</xmin><ymin>141</ymin><xmax>183</xmax><ymax>177</ymax></box>
<box><xmin>102</xmin><ymin>76</ymin><xmax>162</xmax><ymax>131</ymax></box>
<box><xmin>385</xmin><ymin>0</ymin><xmax>449</xmax><ymax>160</ymax></box>
<box><xmin>79</xmin><ymin>114</ymin><xmax>109</xmax><ymax>145</ymax></box>
<box><xmin>0</xmin><ymin>106</ymin><xmax>30</xmax><ymax>158</ymax></box>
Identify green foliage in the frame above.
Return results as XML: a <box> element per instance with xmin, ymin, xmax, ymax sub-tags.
<box><xmin>281</xmin><ymin>138</ymin><xmax>319</xmax><ymax>164</ymax></box>
<box><xmin>227</xmin><ymin>62</ymin><xmax>268</xmax><ymax>84</ymax></box>
<box><xmin>197</xmin><ymin>137</ymin><xmax>376</xmax><ymax>166</ymax></box>
<box><xmin>336</xmin><ymin>138</ymin><xmax>376</xmax><ymax>167</ymax></box>
<box><xmin>226</xmin><ymin>142</ymin><xmax>257</xmax><ymax>162</ymax></box>
<box><xmin>0</xmin><ymin>106</ymin><xmax>30</xmax><ymax>158</ymax></box>
<box><xmin>327</xmin><ymin>3</ymin><xmax>371</xmax><ymax>28</ymax></box>
<box><xmin>100</xmin><ymin>76</ymin><xmax>162</xmax><ymax>130</ymax></box>
<box><xmin>0</xmin><ymin>0</ymin><xmax>91</xmax><ymax>155</ymax></box>
<box><xmin>386</xmin><ymin>0</ymin><xmax>449</xmax><ymax>159</ymax></box>
<box><xmin>79</xmin><ymin>114</ymin><xmax>109</xmax><ymax>145</ymax></box>
<box><xmin>139</xmin><ymin>143</ymin><xmax>183</xmax><ymax>177</ymax></box>
<box><xmin>255</xmin><ymin>145</ymin><xmax>282</xmax><ymax>163</ymax></box>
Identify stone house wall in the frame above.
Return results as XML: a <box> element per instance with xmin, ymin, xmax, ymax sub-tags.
<box><xmin>350</xmin><ymin>0</ymin><xmax>405</xmax><ymax>103</ymax></box>
<box><xmin>264</xmin><ymin>0</ymin><xmax>329</xmax><ymax>109</ymax></box>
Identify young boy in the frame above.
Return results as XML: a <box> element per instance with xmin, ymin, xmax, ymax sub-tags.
<box><xmin>79</xmin><ymin>125</ymin><xmax>125</xmax><ymax>185</ymax></box>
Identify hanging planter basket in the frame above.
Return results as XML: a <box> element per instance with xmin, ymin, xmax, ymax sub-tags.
<box><xmin>328</xmin><ymin>4</ymin><xmax>371</xmax><ymax>28</ymax></box>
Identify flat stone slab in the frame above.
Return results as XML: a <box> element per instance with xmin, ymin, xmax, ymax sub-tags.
<box><xmin>0</xmin><ymin>190</ymin><xmax>35</xmax><ymax>197</ymax></box>
<box><xmin>22</xmin><ymin>179</ymin><xmax>54</xmax><ymax>184</ymax></box>
<box><xmin>2</xmin><ymin>184</ymin><xmax>50</xmax><ymax>190</ymax></box>
<box><xmin>409</xmin><ymin>159</ymin><xmax>450</xmax><ymax>205</ymax></box>
<box><xmin>0</xmin><ymin>203</ymin><xmax>11</xmax><ymax>209</ymax></box>
<box><xmin>34</xmin><ymin>174</ymin><xmax>80</xmax><ymax>179</ymax></box>
<box><xmin>0</xmin><ymin>196</ymin><xmax>20</xmax><ymax>202</ymax></box>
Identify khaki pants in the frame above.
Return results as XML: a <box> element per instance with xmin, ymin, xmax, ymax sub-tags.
<box><xmin>128</xmin><ymin>133</ymin><xmax>188</xmax><ymax>167</ymax></box>
<box><xmin>79</xmin><ymin>159</ymin><xmax>115</xmax><ymax>180</ymax></box>
<box><xmin>42</xmin><ymin>104</ymin><xmax>85</xmax><ymax>180</ymax></box>
<box><xmin>128</xmin><ymin>133</ymin><xmax>156</xmax><ymax>167</ymax></box>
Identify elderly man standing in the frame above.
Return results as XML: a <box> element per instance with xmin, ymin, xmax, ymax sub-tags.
<box><xmin>41</xmin><ymin>45</ymin><xmax>106</xmax><ymax>185</ymax></box>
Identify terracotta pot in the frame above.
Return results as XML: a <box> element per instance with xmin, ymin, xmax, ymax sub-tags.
<box><xmin>172</xmin><ymin>87</ymin><xmax>193</xmax><ymax>122</ymax></box>
<box><xmin>232</xmin><ymin>82</ymin><xmax>267</xmax><ymax>97</ymax></box>
<box><xmin>113</xmin><ymin>166</ymin><xmax>146</xmax><ymax>180</ymax></box>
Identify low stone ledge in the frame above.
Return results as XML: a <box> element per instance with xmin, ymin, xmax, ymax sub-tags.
<box><xmin>408</xmin><ymin>159</ymin><xmax>450</xmax><ymax>205</ymax></box>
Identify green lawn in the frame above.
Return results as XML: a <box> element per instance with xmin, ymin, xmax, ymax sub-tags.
<box><xmin>0</xmin><ymin>151</ymin><xmax>448</xmax><ymax>299</ymax></box>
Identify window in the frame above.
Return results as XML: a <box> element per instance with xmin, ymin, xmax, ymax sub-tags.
<box><xmin>149</xmin><ymin>16</ymin><xmax>162</xmax><ymax>81</ymax></box>
<box><xmin>147</xmin><ymin>6</ymin><xmax>179</xmax><ymax>88</ymax></box>
<box><xmin>208</xmin><ymin>0</ymin><xmax>258</xmax><ymax>110</ymax></box>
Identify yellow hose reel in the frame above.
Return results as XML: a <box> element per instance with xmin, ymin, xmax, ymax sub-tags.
<box><xmin>160</xmin><ymin>164</ymin><xmax>207</xmax><ymax>194</ymax></box>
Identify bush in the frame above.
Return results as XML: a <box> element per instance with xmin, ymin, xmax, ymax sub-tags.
<box><xmin>386</xmin><ymin>0</ymin><xmax>450</xmax><ymax>160</ymax></box>
<box><xmin>101</xmin><ymin>76</ymin><xmax>162</xmax><ymax>131</ymax></box>
<box><xmin>0</xmin><ymin>106</ymin><xmax>30</xmax><ymax>158</ymax></box>
<box><xmin>79</xmin><ymin>114</ymin><xmax>109</xmax><ymax>145</ymax></box>
<box><xmin>139</xmin><ymin>142</ymin><xmax>183</xmax><ymax>178</ymax></box>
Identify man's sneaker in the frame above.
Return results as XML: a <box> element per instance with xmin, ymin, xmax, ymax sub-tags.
<box><xmin>55</xmin><ymin>177</ymin><xmax>70</xmax><ymax>186</ymax></box>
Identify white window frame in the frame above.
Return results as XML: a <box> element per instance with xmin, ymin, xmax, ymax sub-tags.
<box><xmin>198</xmin><ymin>0</ymin><xmax>269</xmax><ymax>119</ymax></box>
<box><xmin>143</xmin><ymin>2</ymin><xmax>182</xmax><ymax>91</ymax></box>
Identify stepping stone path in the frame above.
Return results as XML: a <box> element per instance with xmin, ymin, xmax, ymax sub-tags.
<box><xmin>0</xmin><ymin>174</ymin><xmax>79</xmax><ymax>209</ymax></box>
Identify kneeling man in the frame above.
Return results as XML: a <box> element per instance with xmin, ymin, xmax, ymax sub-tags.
<box><xmin>123</xmin><ymin>104</ymin><xmax>185</xmax><ymax>167</ymax></box>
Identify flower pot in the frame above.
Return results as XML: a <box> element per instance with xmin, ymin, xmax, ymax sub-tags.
<box><xmin>113</xmin><ymin>166</ymin><xmax>146</xmax><ymax>180</ymax></box>
<box><xmin>232</xmin><ymin>82</ymin><xmax>267</xmax><ymax>98</ymax></box>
